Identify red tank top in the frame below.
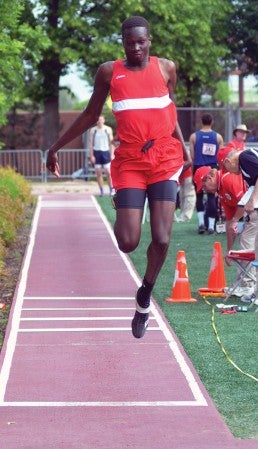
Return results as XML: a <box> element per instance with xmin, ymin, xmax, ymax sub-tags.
<box><xmin>110</xmin><ymin>56</ymin><xmax>177</xmax><ymax>145</ymax></box>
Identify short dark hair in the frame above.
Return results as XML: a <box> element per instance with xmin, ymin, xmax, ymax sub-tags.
<box><xmin>201</xmin><ymin>113</ymin><xmax>213</xmax><ymax>126</ymax></box>
<box><xmin>121</xmin><ymin>16</ymin><xmax>150</xmax><ymax>37</ymax></box>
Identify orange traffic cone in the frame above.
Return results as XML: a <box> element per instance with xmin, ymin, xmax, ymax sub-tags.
<box><xmin>166</xmin><ymin>250</ymin><xmax>197</xmax><ymax>303</ymax></box>
<box><xmin>198</xmin><ymin>241</ymin><xmax>227</xmax><ymax>297</ymax></box>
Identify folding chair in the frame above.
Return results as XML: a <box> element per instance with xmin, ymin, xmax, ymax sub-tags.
<box><xmin>224</xmin><ymin>250</ymin><xmax>256</xmax><ymax>302</ymax></box>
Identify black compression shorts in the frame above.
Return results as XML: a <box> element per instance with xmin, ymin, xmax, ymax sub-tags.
<box><xmin>115</xmin><ymin>180</ymin><xmax>178</xmax><ymax>209</ymax></box>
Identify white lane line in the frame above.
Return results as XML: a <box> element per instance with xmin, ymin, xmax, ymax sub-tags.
<box><xmin>18</xmin><ymin>327</ymin><xmax>159</xmax><ymax>333</ymax></box>
<box><xmin>22</xmin><ymin>307</ymin><xmax>135</xmax><ymax>311</ymax></box>
<box><xmin>41</xmin><ymin>200</ymin><xmax>93</xmax><ymax>208</ymax></box>
<box><xmin>0</xmin><ymin>196</ymin><xmax>42</xmax><ymax>402</ymax></box>
<box><xmin>0</xmin><ymin>400</ymin><xmax>206</xmax><ymax>407</ymax></box>
<box><xmin>24</xmin><ymin>296</ymin><xmax>134</xmax><ymax>300</ymax></box>
<box><xmin>93</xmin><ymin>196</ymin><xmax>208</xmax><ymax>407</ymax></box>
<box><xmin>20</xmin><ymin>316</ymin><xmax>155</xmax><ymax>321</ymax></box>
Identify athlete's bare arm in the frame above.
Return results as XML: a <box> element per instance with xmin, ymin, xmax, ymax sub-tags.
<box><xmin>47</xmin><ymin>61</ymin><xmax>114</xmax><ymax>177</ymax></box>
<box><xmin>189</xmin><ymin>133</ymin><xmax>196</xmax><ymax>162</ymax></box>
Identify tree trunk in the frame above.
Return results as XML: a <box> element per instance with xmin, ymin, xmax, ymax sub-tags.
<box><xmin>43</xmin><ymin>94</ymin><xmax>60</xmax><ymax>149</ymax></box>
<box><xmin>40</xmin><ymin>54</ymin><xmax>63</xmax><ymax>150</ymax></box>
<box><xmin>238</xmin><ymin>73</ymin><xmax>244</xmax><ymax>107</ymax></box>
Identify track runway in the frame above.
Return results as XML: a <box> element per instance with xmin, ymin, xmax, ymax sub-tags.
<box><xmin>0</xmin><ymin>193</ymin><xmax>256</xmax><ymax>448</ymax></box>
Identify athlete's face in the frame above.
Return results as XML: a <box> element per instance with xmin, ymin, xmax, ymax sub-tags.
<box><xmin>202</xmin><ymin>175</ymin><xmax>217</xmax><ymax>193</ymax></box>
<box><xmin>123</xmin><ymin>27</ymin><xmax>151</xmax><ymax>67</ymax></box>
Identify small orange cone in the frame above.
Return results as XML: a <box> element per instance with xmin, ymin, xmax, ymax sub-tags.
<box><xmin>166</xmin><ymin>250</ymin><xmax>197</xmax><ymax>303</ymax></box>
<box><xmin>198</xmin><ymin>241</ymin><xmax>227</xmax><ymax>297</ymax></box>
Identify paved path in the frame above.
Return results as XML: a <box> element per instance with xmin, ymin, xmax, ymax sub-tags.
<box><xmin>0</xmin><ymin>192</ymin><xmax>257</xmax><ymax>448</ymax></box>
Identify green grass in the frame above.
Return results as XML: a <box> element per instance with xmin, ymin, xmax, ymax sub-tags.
<box><xmin>98</xmin><ymin>197</ymin><xmax>258</xmax><ymax>439</ymax></box>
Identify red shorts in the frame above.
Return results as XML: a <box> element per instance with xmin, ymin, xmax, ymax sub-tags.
<box><xmin>111</xmin><ymin>136</ymin><xmax>183</xmax><ymax>190</ymax></box>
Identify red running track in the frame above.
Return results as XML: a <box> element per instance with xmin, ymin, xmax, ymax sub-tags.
<box><xmin>0</xmin><ymin>193</ymin><xmax>256</xmax><ymax>449</ymax></box>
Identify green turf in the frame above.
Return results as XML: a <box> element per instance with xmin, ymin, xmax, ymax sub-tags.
<box><xmin>98</xmin><ymin>197</ymin><xmax>258</xmax><ymax>439</ymax></box>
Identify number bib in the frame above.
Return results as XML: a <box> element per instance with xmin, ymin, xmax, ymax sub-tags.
<box><xmin>202</xmin><ymin>143</ymin><xmax>216</xmax><ymax>156</ymax></box>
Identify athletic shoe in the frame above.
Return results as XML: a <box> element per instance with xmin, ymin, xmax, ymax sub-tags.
<box><xmin>224</xmin><ymin>286</ymin><xmax>254</xmax><ymax>297</ymax></box>
<box><xmin>208</xmin><ymin>228</ymin><xmax>214</xmax><ymax>235</ymax></box>
<box><xmin>198</xmin><ymin>225</ymin><xmax>206</xmax><ymax>234</ymax></box>
<box><xmin>131</xmin><ymin>310</ymin><xmax>149</xmax><ymax>339</ymax></box>
<box><xmin>240</xmin><ymin>292</ymin><xmax>258</xmax><ymax>304</ymax></box>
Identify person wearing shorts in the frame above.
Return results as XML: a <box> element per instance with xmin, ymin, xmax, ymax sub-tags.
<box><xmin>189</xmin><ymin>113</ymin><xmax>224</xmax><ymax>234</ymax></box>
<box><xmin>89</xmin><ymin>115</ymin><xmax>114</xmax><ymax>196</ymax></box>
<box><xmin>46</xmin><ymin>16</ymin><xmax>191</xmax><ymax>339</ymax></box>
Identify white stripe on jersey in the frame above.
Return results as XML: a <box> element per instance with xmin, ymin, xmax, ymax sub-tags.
<box><xmin>112</xmin><ymin>94</ymin><xmax>172</xmax><ymax>112</ymax></box>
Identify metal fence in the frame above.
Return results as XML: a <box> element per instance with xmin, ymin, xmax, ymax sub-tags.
<box><xmin>1</xmin><ymin>143</ymin><xmax>257</xmax><ymax>183</ymax></box>
<box><xmin>1</xmin><ymin>103</ymin><xmax>258</xmax><ymax>184</ymax></box>
<box><xmin>0</xmin><ymin>149</ymin><xmax>43</xmax><ymax>180</ymax></box>
<box><xmin>0</xmin><ymin>148</ymin><xmax>97</xmax><ymax>182</ymax></box>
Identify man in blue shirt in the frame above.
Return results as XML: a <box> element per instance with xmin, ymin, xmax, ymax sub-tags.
<box><xmin>189</xmin><ymin>113</ymin><xmax>223</xmax><ymax>234</ymax></box>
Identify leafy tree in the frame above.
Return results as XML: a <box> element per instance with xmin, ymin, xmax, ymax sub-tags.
<box><xmin>226</xmin><ymin>0</ymin><xmax>258</xmax><ymax>75</ymax></box>
<box><xmin>19</xmin><ymin>0</ymin><xmax>233</xmax><ymax>147</ymax></box>
<box><xmin>20</xmin><ymin>0</ymin><xmax>143</xmax><ymax>148</ymax></box>
<box><xmin>140</xmin><ymin>0</ymin><xmax>232</xmax><ymax>106</ymax></box>
<box><xmin>213</xmin><ymin>80</ymin><xmax>231</xmax><ymax>106</ymax></box>
<box><xmin>77</xmin><ymin>0</ymin><xmax>232</xmax><ymax>107</ymax></box>
<box><xmin>0</xmin><ymin>1</ymin><xmax>50</xmax><ymax>128</ymax></box>
<box><xmin>0</xmin><ymin>0</ymin><xmax>25</xmax><ymax>127</ymax></box>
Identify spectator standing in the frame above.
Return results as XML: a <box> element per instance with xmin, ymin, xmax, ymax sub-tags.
<box><xmin>89</xmin><ymin>115</ymin><xmax>114</xmax><ymax>196</ymax></box>
<box><xmin>227</xmin><ymin>123</ymin><xmax>250</xmax><ymax>150</ymax></box>
<box><xmin>190</xmin><ymin>113</ymin><xmax>223</xmax><ymax>234</ymax></box>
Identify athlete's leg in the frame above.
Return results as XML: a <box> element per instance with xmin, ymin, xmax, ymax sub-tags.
<box><xmin>196</xmin><ymin>191</ymin><xmax>206</xmax><ymax>233</ymax></box>
<box><xmin>114</xmin><ymin>209</ymin><xmax>142</xmax><ymax>253</ymax></box>
<box><xmin>113</xmin><ymin>188</ymin><xmax>146</xmax><ymax>253</ymax></box>
<box><xmin>143</xmin><ymin>180</ymin><xmax>177</xmax><ymax>285</ymax></box>
<box><xmin>95</xmin><ymin>166</ymin><xmax>104</xmax><ymax>193</ymax></box>
<box><xmin>103</xmin><ymin>163</ymin><xmax>113</xmax><ymax>193</ymax></box>
<box><xmin>206</xmin><ymin>192</ymin><xmax>218</xmax><ymax>233</ymax></box>
<box><xmin>145</xmin><ymin>199</ymin><xmax>175</xmax><ymax>284</ymax></box>
<box><xmin>94</xmin><ymin>151</ymin><xmax>106</xmax><ymax>195</ymax></box>
<box><xmin>132</xmin><ymin>180</ymin><xmax>177</xmax><ymax>338</ymax></box>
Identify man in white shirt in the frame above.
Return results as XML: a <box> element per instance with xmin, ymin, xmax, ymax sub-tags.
<box><xmin>89</xmin><ymin>115</ymin><xmax>114</xmax><ymax>196</ymax></box>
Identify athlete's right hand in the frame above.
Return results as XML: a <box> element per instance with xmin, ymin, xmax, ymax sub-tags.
<box><xmin>46</xmin><ymin>149</ymin><xmax>60</xmax><ymax>178</ymax></box>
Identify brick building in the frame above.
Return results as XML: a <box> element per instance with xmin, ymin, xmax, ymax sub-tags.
<box><xmin>0</xmin><ymin>111</ymin><xmax>83</xmax><ymax>150</ymax></box>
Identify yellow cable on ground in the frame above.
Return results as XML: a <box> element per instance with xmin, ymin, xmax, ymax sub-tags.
<box><xmin>201</xmin><ymin>296</ymin><xmax>258</xmax><ymax>382</ymax></box>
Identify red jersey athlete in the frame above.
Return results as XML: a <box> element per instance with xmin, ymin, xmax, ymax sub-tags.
<box><xmin>198</xmin><ymin>165</ymin><xmax>256</xmax><ymax>296</ymax></box>
<box><xmin>46</xmin><ymin>16</ymin><xmax>191</xmax><ymax>339</ymax></box>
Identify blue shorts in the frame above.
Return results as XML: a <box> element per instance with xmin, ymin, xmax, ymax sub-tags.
<box><xmin>94</xmin><ymin>150</ymin><xmax>111</xmax><ymax>166</ymax></box>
